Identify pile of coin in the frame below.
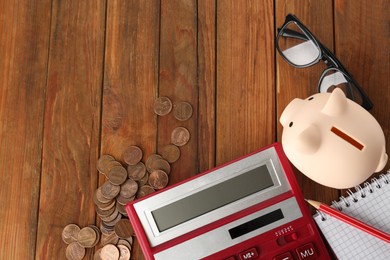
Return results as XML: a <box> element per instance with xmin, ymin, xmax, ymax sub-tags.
<box><xmin>62</xmin><ymin>224</ymin><xmax>101</xmax><ymax>260</ymax></box>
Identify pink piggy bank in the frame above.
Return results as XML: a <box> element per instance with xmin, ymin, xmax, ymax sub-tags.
<box><xmin>280</xmin><ymin>88</ymin><xmax>387</xmax><ymax>189</ymax></box>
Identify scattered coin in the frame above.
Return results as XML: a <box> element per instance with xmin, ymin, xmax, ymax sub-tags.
<box><xmin>153</xmin><ymin>96</ymin><xmax>173</xmax><ymax>116</ymax></box>
<box><xmin>171</xmin><ymin>126</ymin><xmax>190</xmax><ymax>146</ymax></box>
<box><xmin>116</xmin><ymin>202</ymin><xmax>128</xmax><ymax>216</ymax></box>
<box><xmin>101</xmin><ymin>207</ymin><xmax>119</xmax><ymax>223</ymax></box>
<box><xmin>127</xmin><ymin>162</ymin><xmax>147</xmax><ymax>181</ymax></box>
<box><xmin>116</xmin><ymin>194</ymin><xmax>135</xmax><ymax>206</ymax></box>
<box><xmin>114</xmin><ymin>219</ymin><xmax>134</xmax><ymax>239</ymax></box>
<box><xmin>103</xmin><ymin>211</ymin><xmax>122</xmax><ymax>227</ymax></box>
<box><xmin>174</xmin><ymin>101</ymin><xmax>193</xmax><ymax>121</ymax></box>
<box><xmin>108</xmin><ymin>166</ymin><xmax>128</xmax><ymax>185</ymax></box>
<box><xmin>101</xmin><ymin>181</ymin><xmax>121</xmax><ymax>200</ymax></box>
<box><xmin>101</xmin><ymin>244</ymin><xmax>120</xmax><ymax>260</ymax></box>
<box><xmin>97</xmin><ymin>199</ymin><xmax>116</xmax><ymax>211</ymax></box>
<box><xmin>118</xmin><ymin>244</ymin><xmax>131</xmax><ymax>260</ymax></box>
<box><xmin>123</xmin><ymin>145</ymin><xmax>143</xmax><ymax>165</ymax></box>
<box><xmin>88</xmin><ymin>225</ymin><xmax>101</xmax><ymax>247</ymax></box>
<box><xmin>77</xmin><ymin>226</ymin><xmax>97</xmax><ymax>248</ymax></box>
<box><xmin>62</xmin><ymin>224</ymin><xmax>80</xmax><ymax>244</ymax></box>
<box><xmin>96</xmin><ymin>204</ymin><xmax>116</xmax><ymax>218</ymax></box>
<box><xmin>160</xmin><ymin>144</ymin><xmax>181</xmax><ymax>163</ymax></box>
<box><xmin>149</xmin><ymin>170</ymin><xmax>169</xmax><ymax>190</ymax></box>
<box><xmin>120</xmin><ymin>179</ymin><xmax>138</xmax><ymax>198</ymax></box>
<box><xmin>66</xmin><ymin>242</ymin><xmax>86</xmax><ymax>260</ymax></box>
<box><xmin>137</xmin><ymin>185</ymin><xmax>155</xmax><ymax>198</ymax></box>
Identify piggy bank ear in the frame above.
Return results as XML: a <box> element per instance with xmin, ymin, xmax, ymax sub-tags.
<box><xmin>321</xmin><ymin>88</ymin><xmax>348</xmax><ymax>117</ymax></box>
<box><xmin>294</xmin><ymin>125</ymin><xmax>321</xmax><ymax>154</ymax></box>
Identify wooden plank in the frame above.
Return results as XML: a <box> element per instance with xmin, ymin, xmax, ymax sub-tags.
<box><xmin>102</xmin><ymin>1</ymin><xmax>160</xmax><ymax>259</ymax></box>
<box><xmin>0</xmin><ymin>1</ymin><xmax>51</xmax><ymax>259</ymax></box>
<box><xmin>197</xmin><ymin>0</ymin><xmax>216</xmax><ymax>173</ymax></box>
<box><xmin>334</xmin><ymin>0</ymin><xmax>390</xmax><ymax>172</ymax></box>
<box><xmin>275</xmin><ymin>0</ymin><xmax>339</xmax><ymax>205</ymax></box>
<box><xmin>35</xmin><ymin>0</ymin><xmax>106</xmax><ymax>259</ymax></box>
<box><xmin>216</xmin><ymin>0</ymin><xmax>275</xmax><ymax>165</ymax></box>
<box><xmin>157</xmin><ymin>0</ymin><xmax>198</xmax><ymax>184</ymax></box>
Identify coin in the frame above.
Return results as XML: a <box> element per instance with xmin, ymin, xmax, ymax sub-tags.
<box><xmin>100</xmin><ymin>231</ymin><xmax>119</xmax><ymax>247</ymax></box>
<box><xmin>149</xmin><ymin>158</ymin><xmax>171</xmax><ymax>174</ymax></box>
<box><xmin>145</xmin><ymin>154</ymin><xmax>163</xmax><ymax>173</ymax></box>
<box><xmin>136</xmin><ymin>172</ymin><xmax>149</xmax><ymax>187</ymax></box>
<box><xmin>149</xmin><ymin>170</ymin><xmax>169</xmax><ymax>190</ymax></box>
<box><xmin>96</xmin><ymin>203</ymin><xmax>116</xmax><ymax>218</ymax></box>
<box><xmin>77</xmin><ymin>226</ymin><xmax>97</xmax><ymax>248</ymax></box>
<box><xmin>173</xmin><ymin>101</ymin><xmax>193</xmax><ymax>121</ymax></box>
<box><xmin>101</xmin><ymin>207</ymin><xmax>119</xmax><ymax>223</ymax></box>
<box><xmin>101</xmin><ymin>244</ymin><xmax>120</xmax><ymax>260</ymax></box>
<box><xmin>160</xmin><ymin>144</ymin><xmax>181</xmax><ymax>163</ymax></box>
<box><xmin>123</xmin><ymin>145</ymin><xmax>143</xmax><ymax>165</ymax></box>
<box><xmin>171</xmin><ymin>127</ymin><xmax>190</xmax><ymax>146</ymax></box>
<box><xmin>97</xmin><ymin>155</ymin><xmax>115</xmax><ymax>174</ymax></box>
<box><xmin>137</xmin><ymin>185</ymin><xmax>155</xmax><ymax>198</ymax></box>
<box><xmin>66</xmin><ymin>242</ymin><xmax>85</xmax><ymax>260</ymax></box>
<box><xmin>118</xmin><ymin>244</ymin><xmax>131</xmax><ymax>260</ymax></box>
<box><xmin>88</xmin><ymin>225</ymin><xmax>101</xmax><ymax>247</ymax></box>
<box><xmin>62</xmin><ymin>224</ymin><xmax>80</xmax><ymax>244</ymax></box>
<box><xmin>119</xmin><ymin>179</ymin><xmax>138</xmax><ymax>198</ymax></box>
<box><xmin>101</xmin><ymin>181</ymin><xmax>121</xmax><ymax>200</ymax></box>
<box><xmin>117</xmin><ymin>239</ymin><xmax>132</xmax><ymax>250</ymax></box>
<box><xmin>153</xmin><ymin>96</ymin><xmax>173</xmax><ymax>116</ymax></box>
<box><xmin>127</xmin><ymin>162</ymin><xmax>146</xmax><ymax>181</ymax></box>
<box><xmin>114</xmin><ymin>219</ymin><xmax>134</xmax><ymax>239</ymax></box>
<box><xmin>103</xmin><ymin>211</ymin><xmax>122</xmax><ymax>227</ymax></box>
<box><xmin>116</xmin><ymin>194</ymin><xmax>135</xmax><ymax>206</ymax></box>
<box><xmin>97</xmin><ymin>199</ymin><xmax>116</xmax><ymax>211</ymax></box>
<box><xmin>108</xmin><ymin>166</ymin><xmax>128</xmax><ymax>185</ymax></box>
<box><xmin>94</xmin><ymin>187</ymin><xmax>113</xmax><ymax>207</ymax></box>
<box><xmin>116</xmin><ymin>201</ymin><xmax>128</xmax><ymax>216</ymax></box>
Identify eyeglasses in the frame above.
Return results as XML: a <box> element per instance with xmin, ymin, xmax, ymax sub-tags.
<box><xmin>276</xmin><ymin>14</ymin><xmax>373</xmax><ymax>110</ymax></box>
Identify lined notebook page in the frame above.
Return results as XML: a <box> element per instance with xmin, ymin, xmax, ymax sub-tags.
<box><xmin>314</xmin><ymin>171</ymin><xmax>390</xmax><ymax>259</ymax></box>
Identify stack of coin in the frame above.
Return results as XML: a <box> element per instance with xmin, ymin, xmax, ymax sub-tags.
<box><xmin>62</xmin><ymin>224</ymin><xmax>101</xmax><ymax>260</ymax></box>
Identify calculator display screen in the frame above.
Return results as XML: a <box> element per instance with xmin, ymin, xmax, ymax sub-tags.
<box><xmin>151</xmin><ymin>164</ymin><xmax>274</xmax><ymax>232</ymax></box>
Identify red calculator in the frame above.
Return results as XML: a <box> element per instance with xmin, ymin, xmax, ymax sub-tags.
<box><xmin>126</xmin><ymin>143</ymin><xmax>330</xmax><ymax>259</ymax></box>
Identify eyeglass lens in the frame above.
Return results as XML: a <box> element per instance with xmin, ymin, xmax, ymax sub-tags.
<box><xmin>278</xmin><ymin>22</ymin><xmax>320</xmax><ymax>66</ymax></box>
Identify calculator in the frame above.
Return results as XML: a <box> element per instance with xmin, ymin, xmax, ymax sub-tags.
<box><xmin>126</xmin><ymin>143</ymin><xmax>330</xmax><ymax>259</ymax></box>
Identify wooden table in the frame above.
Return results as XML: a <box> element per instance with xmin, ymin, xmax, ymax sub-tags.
<box><xmin>1</xmin><ymin>1</ymin><xmax>388</xmax><ymax>259</ymax></box>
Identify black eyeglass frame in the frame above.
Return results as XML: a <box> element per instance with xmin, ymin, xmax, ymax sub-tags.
<box><xmin>276</xmin><ymin>14</ymin><xmax>373</xmax><ymax>110</ymax></box>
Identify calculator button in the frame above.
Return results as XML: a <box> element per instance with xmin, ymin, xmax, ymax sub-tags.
<box><xmin>296</xmin><ymin>243</ymin><xmax>318</xmax><ymax>259</ymax></box>
<box><xmin>239</xmin><ymin>248</ymin><xmax>259</xmax><ymax>260</ymax></box>
<box><xmin>284</xmin><ymin>232</ymin><xmax>298</xmax><ymax>242</ymax></box>
<box><xmin>274</xmin><ymin>252</ymin><xmax>293</xmax><ymax>260</ymax></box>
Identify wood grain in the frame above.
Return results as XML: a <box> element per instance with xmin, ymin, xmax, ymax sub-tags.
<box><xmin>157</xmin><ymin>0</ymin><xmax>198</xmax><ymax>184</ymax></box>
<box><xmin>103</xmin><ymin>1</ymin><xmax>160</xmax><ymax>259</ymax></box>
<box><xmin>275</xmin><ymin>0</ymin><xmax>339</xmax><ymax>205</ymax></box>
<box><xmin>197</xmin><ymin>0</ymin><xmax>216</xmax><ymax>172</ymax></box>
<box><xmin>35</xmin><ymin>0</ymin><xmax>105</xmax><ymax>259</ymax></box>
<box><xmin>216</xmin><ymin>0</ymin><xmax>275</xmax><ymax>165</ymax></box>
<box><xmin>334</xmin><ymin>0</ymin><xmax>390</xmax><ymax>171</ymax></box>
<box><xmin>0</xmin><ymin>1</ymin><xmax>51</xmax><ymax>259</ymax></box>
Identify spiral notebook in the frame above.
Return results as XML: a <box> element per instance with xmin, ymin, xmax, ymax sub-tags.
<box><xmin>313</xmin><ymin>170</ymin><xmax>390</xmax><ymax>259</ymax></box>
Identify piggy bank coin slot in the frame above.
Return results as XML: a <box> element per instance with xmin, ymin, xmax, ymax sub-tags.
<box><xmin>331</xmin><ymin>126</ymin><xmax>364</xmax><ymax>150</ymax></box>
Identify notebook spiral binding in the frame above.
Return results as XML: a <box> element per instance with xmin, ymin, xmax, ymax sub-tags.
<box><xmin>318</xmin><ymin>170</ymin><xmax>390</xmax><ymax>221</ymax></box>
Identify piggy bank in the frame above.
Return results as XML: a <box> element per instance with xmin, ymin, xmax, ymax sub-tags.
<box><xmin>280</xmin><ymin>88</ymin><xmax>387</xmax><ymax>189</ymax></box>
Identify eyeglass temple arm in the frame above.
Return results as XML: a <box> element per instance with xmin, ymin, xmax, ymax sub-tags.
<box><xmin>278</xmin><ymin>28</ymin><xmax>373</xmax><ymax>110</ymax></box>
